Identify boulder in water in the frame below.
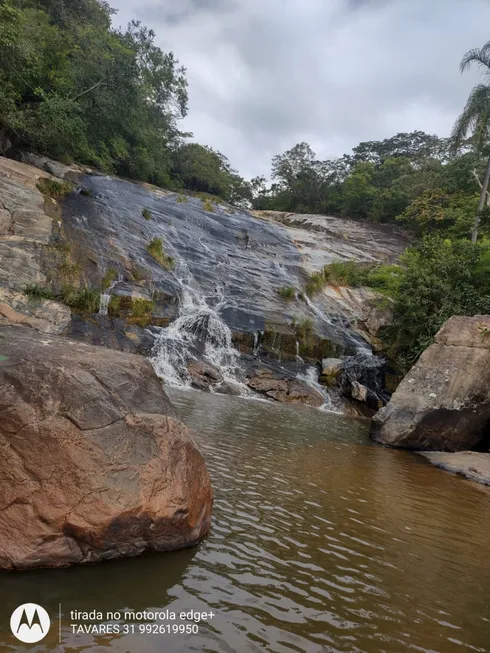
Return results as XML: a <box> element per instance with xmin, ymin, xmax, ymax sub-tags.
<box><xmin>246</xmin><ymin>364</ymin><xmax>324</xmax><ymax>407</ymax></box>
<box><xmin>372</xmin><ymin>315</ymin><xmax>490</xmax><ymax>451</ymax></box>
<box><xmin>0</xmin><ymin>324</ymin><xmax>213</xmax><ymax>569</ymax></box>
<box><xmin>187</xmin><ymin>359</ymin><xmax>223</xmax><ymax>391</ymax></box>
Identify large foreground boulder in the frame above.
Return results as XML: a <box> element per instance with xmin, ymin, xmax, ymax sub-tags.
<box><xmin>0</xmin><ymin>325</ymin><xmax>212</xmax><ymax>569</ymax></box>
<box><xmin>371</xmin><ymin>316</ymin><xmax>490</xmax><ymax>451</ymax></box>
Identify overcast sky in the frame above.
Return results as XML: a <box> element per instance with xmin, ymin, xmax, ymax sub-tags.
<box><xmin>110</xmin><ymin>0</ymin><xmax>490</xmax><ymax>179</ymax></box>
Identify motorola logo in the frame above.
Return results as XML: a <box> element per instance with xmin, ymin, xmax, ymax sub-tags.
<box><xmin>10</xmin><ymin>603</ymin><xmax>50</xmax><ymax>643</ymax></box>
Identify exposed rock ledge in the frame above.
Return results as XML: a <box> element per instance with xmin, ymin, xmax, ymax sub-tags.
<box><xmin>420</xmin><ymin>451</ymin><xmax>490</xmax><ymax>486</ymax></box>
<box><xmin>0</xmin><ymin>324</ymin><xmax>213</xmax><ymax>570</ymax></box>
<box><xmin>371</xmin><ymin>315</ymin><xmax>490</xmax><ymax>451</ymax></box>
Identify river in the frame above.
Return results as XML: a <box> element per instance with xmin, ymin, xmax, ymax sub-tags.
<box><xmin>1</xmin><ymin>389</ymin><xmax>489</xmax><ymax>653</ymax></box>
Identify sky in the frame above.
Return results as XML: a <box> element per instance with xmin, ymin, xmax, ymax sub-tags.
<box><xmin>110</xmin><ymin>0</ymin><xmax>490</xmax><ymax>179</ymax></box>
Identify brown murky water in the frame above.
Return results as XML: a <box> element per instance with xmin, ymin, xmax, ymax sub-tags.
<box><xmin>1</xmin><ymin>389</ymin><xmax>490</xmax><ymax>652</ymax></box>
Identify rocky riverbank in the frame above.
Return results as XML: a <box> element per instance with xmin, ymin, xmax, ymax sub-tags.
<box><xmin>371</xmin><ymin>315</ymin><xmax>490</xmax><ymax>484</ymax></box>
<box><xmin>0</xmin><ymin>153</ymin><xmax>408</xmax><ymax>413</ymax></box>
<box><xmin>0</xmin><ymin>324</ymin><xmax>213</xmax><ymax>569</ymax></box>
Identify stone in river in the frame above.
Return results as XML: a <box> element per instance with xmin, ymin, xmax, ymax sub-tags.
<box><xmin>0</xmin><ymin>324</ymin><xmax>213</xmax><ymax>569</ymax></box>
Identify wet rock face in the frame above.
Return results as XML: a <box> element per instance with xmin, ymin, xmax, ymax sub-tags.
<box><xmin>0</xmin><ymin>325</ymin><xmax>213</xmax><ymax>569</ymax></box>
<box><xmin>372</xmin><ymin>316</ymin><xmax>490</xmax><ymax>451</ymax></box>
<box><xmin>244</xmin><ymin>362</ymin><xmax>324</xmax><ymax>408</ymax></box>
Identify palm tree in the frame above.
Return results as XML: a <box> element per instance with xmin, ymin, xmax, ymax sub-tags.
<box><xmin>451</xmin><ymin>40</ymin><xmax>490</xmax><ymax>243</ymax></box>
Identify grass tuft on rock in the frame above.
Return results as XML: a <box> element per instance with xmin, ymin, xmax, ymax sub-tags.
<box><xmin>101</xmin><ymin>267</ymin><xmax>118</xmax><ymax>290</ymax></box>
<box><xmin>36</xmin><ymin>178</ymin><xmax>73</xmax><ymax>199</ymax></box>
<box><xmin>61</xmin><ymin>285</ymin><xmax>100</xmax><ymax>313</ymax></box>
<box><xmin>23</xmin><ymin>284</ymin><xmax>56</xmax><ymax>300</ymax></box>
<box><xmin>147</xmin><ymin>237</ymin><xmax>175</xmax><ymax>270</ymax></box>
<box><xmin>142</xmin><ymin>207</ymin><xmax>152</xmax><ymax>220</ymax></box>
<box><xmin>277</xmin><ymin>286</ymin><xmax>295</xmax><ymax>301</ymax></box>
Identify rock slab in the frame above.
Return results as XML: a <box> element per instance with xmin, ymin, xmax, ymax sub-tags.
<box><xmin>0</xmin><ymin>325</ymin><xmax>213</xmax><ymax>569</ymax></box>
<box><xmin>371</xmin><ymin>315</ymin><xmax>490</xmax><ymax>451</ymax></box>
<box><xmin>420</xmin><ymin>451</ymin><xmax>490</xmax><ymax>486</ymax></box>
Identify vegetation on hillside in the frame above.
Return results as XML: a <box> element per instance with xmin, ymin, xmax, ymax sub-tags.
<box><xmin>5</xmin><ymin>5</ymin><xmax>490</xmax><ymax>373</ymax></box>
<box><xmin>0</xmin><ymin>0</ymin><xmax>251</xmax><ymax>203</ymax></box>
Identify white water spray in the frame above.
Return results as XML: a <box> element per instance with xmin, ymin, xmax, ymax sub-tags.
<box><xmin>150</xmin><ymin>273</ymin><xmax>246</xmax><ymax>392</ymax></box>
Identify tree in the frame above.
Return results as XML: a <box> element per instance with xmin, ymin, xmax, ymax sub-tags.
<box><xmin>451</xmin><ymin>40</ymin><xmax>490</xmax><ymax>243</ymax></box>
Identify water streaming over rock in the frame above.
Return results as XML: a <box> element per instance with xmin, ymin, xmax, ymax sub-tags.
<box><xmin>150</xmin><ymin>265</ymin><xmax>247</xmax><ymax>393</ymax></box>
<box><xmin>99</xmin><ymin>273</ymin><xmax>123</xmax><ymax>316</ymax></box>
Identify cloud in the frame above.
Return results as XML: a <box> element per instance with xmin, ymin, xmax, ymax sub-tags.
<box><xmin>110</xmin><ymin>0</ymin><xmax>490</xmax><ymax>178</ymax></box>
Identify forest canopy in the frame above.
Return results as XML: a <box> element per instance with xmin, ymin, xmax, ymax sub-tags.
<box><xmin>0</xmin><ymin>0</ymin><xmax>250</xmax><ymax>201</ymax></box>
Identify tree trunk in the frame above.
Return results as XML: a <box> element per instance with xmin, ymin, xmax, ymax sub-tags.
<box><xmin>473</xmin><ymin>153</ymin><xmax>490</xmax><ymax>243</ymax></box>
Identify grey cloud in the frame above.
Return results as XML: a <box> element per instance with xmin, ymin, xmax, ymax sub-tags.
<box><xmin>110</xmin><ymin>0</ymin><xmax>490</xmax><ymax>178</ymax></box>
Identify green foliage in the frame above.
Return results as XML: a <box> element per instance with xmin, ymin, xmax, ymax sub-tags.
<box><xmin>61</xmin><ymin>284</ymin><xmax>100</xmax><ymax>313</ymax></box>
<box><xmin>147</xmin><ymin>237</ymin><xmax>174</xmax><ymax>269</ymax></box>
<box><xmin>79</xmin><ymin>187</ymin><xmax>93</xmax><ymax>197</ymax></box>
<box><xmin>101</xmin><ymin>267</ymin><xmax>118</xmax><ymax>290</ymax></box>
<box><xmin>201</xmin><ymin>197</ymin><xmax>214</xmax><ymax>212</ymax></box>
<box><xmin>142</xmin><ymin>207</ymin><xmax>152</xmax><ymax>220</ymax></box>
<box><xmin>108</xmin><ymin>294</ymin><xmax>121</xmax><ymax>317</ymax></box>
<box><xmin>295</xmin><ymin>318</ymin><xmax>314</xmax><ymax>342</ymax></box>
<box><xmin>382</xmin><ymin>237</ymin><xmax>490</xmax><ymax>369</ymax></box>
<box><xmin>57</xmin><ymin>259</ymin><xmax>81</xmax><ymax>282</ymax></box>
<box><xmin>306</xmin><ymin>271</ymin><xmax>326</xmax><ymax>296</ymax></box>
<box><xmin>23</xmin><ymin>283</ymin><xmax>55</xmax><ymax>300</ymax></box>
<box><xmin>323</xmin><ymin>261</ymin><xmax>370</xmax><ymax>286</ymax></box>
<box><xmin>277</xmin><ymin>286</ymin><xmax>295</xmax><ymax>301</ymax></box>
<box><xmin>128</xmin><ymin>298</ymin><xmax>154</xmax><ymax>326</ymax></box>
<box><xmin>36</xmin><ymin>177</ymin><xmax>72</xmax><ymax>198</ymax></box>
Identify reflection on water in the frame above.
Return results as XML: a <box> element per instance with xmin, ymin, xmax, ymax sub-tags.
<box><xmin>1</xmin><ymin>389</ymin><xmax>490</xmax><ymax>652</ymax></box>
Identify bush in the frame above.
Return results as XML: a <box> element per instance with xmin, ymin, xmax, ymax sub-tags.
<box><xmin>142</xmin><ymin>208</ymin><xmax>152</xmax><ymax>220</ymax></box>
<box><xmin>382</xmin><ymin>237</ymin><xmax>490</xmax><ymax>370</ymax></box>
<box><xmin>277</xmin><ymin>286</ymin><xmax>295</xmax><ymax>301</ymax></box>
<box><xmin>147</xmin><ymin>237</ymin><xmax>175</xmax><ymax>270</ymax></box>
<box><xmin>36</xmin><ymin>178</ymin><xmax>73</xmax><ymax>199</ymax></box>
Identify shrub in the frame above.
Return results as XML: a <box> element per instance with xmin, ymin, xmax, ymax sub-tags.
<box><xmin>147</xmin><ymin>237</ymin><xmax>175</xmax><ymax>270</ymax></box>
<box><xmin>176</xmin><ymin>194</ymin><xmax>188</xmax><ymax>204</ymax></box>
<box><xmin>36</xmin><ymin>178</ymin><xmax>72</xmax><ymax>199</ymax></box>
<box><xmin>79</xmin><ymin>187</ymin><xmax>93</xmax><ymax>197</ymax></box>
<box><xmin>142</xmin><ymin>207</ymin><xmax>152</xmax><ymax>220</ymax></box>
<box><xmin>277</xmin><ymin>286</ymin><xmax>295</xmax><ymax>301</ymax></box>
<box><xmin>382</xmin><ymin>237</ymin><xmax>490</xmax><ymax>370</ymax></box>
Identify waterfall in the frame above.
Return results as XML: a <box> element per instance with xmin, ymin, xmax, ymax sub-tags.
<box><xmin>99</xmin><ymin>273</ymin><xmax>123</xmax><ymax>316</ymax></box>
<box><xmin>150</xmin><ymin>275</ymin><xmax>246</xmax><ymax>391</ymax></box>
<box><xmin>296</xmin><ymin>366</ymin><xmax>342</xmax><ymax>413</ymax></box>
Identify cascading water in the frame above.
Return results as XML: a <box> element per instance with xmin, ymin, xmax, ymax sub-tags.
<box><xmin>150</xmin><ymin>271</ymin><xmax>247</xmax><ymax>392</ymax></box>
<box><xmin>99</xmin><ymin>273</ymin><xmax>123</xmax><ymax>315</ymax></box>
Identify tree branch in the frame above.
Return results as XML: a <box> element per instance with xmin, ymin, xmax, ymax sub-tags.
<box><xmin>72</xmin><ymin>80</ymin><xmax>106</xmax><ymax>102</ymax></box>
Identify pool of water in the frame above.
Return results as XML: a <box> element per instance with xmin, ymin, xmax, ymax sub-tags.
<box><xmin>1</xmin><ymin>389</ymin><xmax>490</xmax><ymax>652</ymax></box>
